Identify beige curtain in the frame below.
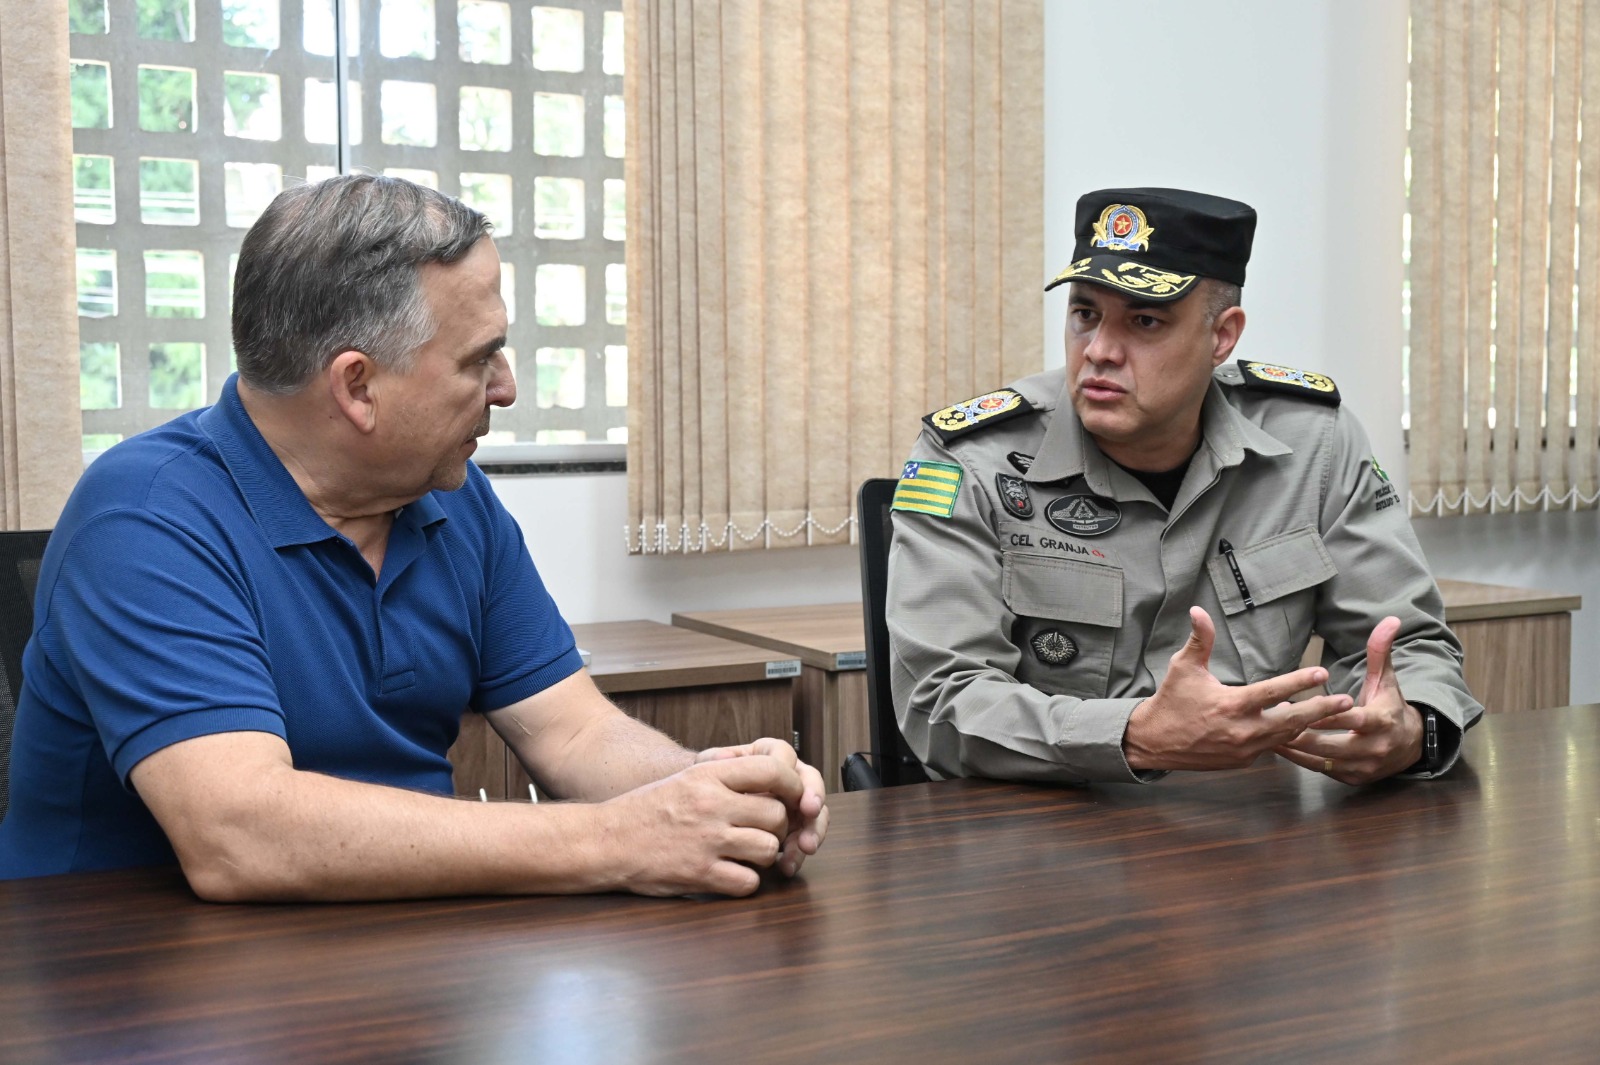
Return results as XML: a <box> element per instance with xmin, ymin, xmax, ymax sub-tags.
<box><xmin>0</xmin><ymin>0</ymin><xmax>82</xmax><ymax>531</ymax></box>
<box><xmin>1408</xmin><ymin>0</ymin><xmax>1600</xmax><ymax>515</ymax></box>
<box><xmin>624</xmin><ymin>0</ymin><xmax>1043</xmax><ymax>553</ymax></box>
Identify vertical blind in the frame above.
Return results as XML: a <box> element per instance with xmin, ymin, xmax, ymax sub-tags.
<box><xmin>1408</xmin><ymin>0</ymin><xmax>1600</xmax><ymax>515</ymax></box>
<box><xmin>0</xmin><ymin>0</ymin><xmax>82</xmax><ymax>530</ymax></box>
<box><xmin>624</xmin><ymin>0</ymin><xmax>1043</xmax><ymax>553</ymax></box>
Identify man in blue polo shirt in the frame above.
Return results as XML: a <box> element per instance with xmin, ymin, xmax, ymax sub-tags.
<box><xmin>0</xmin><ymin>175</ymin><xmax>827</xmax><ymax>899</ymax></box>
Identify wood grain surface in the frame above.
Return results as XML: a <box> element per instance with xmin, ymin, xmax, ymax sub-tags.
<box><xmin>1452</xmin><ymin>612</ymin><xmax>1573</xmax><ymax>711</ymax></box>
<box><xmin>673</xmin><ymin>603</ymin><xmax>867</xmax><ymax>670</ymax></box>
<box><xmin>572</xmin><ymin>619</ymin><xmax>801</xmax><ymax>693</ymax></box>
<box><xmin>1435</xmin><ymin>577</ymin><xmax>1582</xmax><ymax>621</ymax></box>
<box><xmin>5</xmin><ymin>705</ymin><xmax>1597</xmax><ymax>1064</ymax></box>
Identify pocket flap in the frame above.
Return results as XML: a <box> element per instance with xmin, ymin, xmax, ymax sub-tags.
<box><xmin>1207</xmin><ymin>525</ymin><xmax>1337</xmax><ymax>615</ymax></box>
<box><xmin>1002</xmin><ymin>554</ymin><xmax>1123</xmax><ymax>627</ymax></box>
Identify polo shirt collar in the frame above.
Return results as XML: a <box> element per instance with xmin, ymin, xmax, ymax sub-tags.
<box><xmin>397</xmin><ymin>487</ymin><xmax>448</xmax><ymax>530</ymax></box>
<box><xmin>198</xmin><ymin>374</ymin><xmax>449</xmax><ymax>548</ymax></box>
<box><xmin>1024</xmin><ymin>378</ymin><xmax>1292</xmax><ymax>490</ymax></box>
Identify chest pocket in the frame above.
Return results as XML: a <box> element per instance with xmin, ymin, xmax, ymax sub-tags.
<box><xmin>1002</xmin><ymin>554</ymin><xmax>1122</xmax><ymax>699</ymax></box>
<box><xmin>1206</xmin><ymin>526</ymin><xmax>1337</xmax><ymax>682</ymax></box>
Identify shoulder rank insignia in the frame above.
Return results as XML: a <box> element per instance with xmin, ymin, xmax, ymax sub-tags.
<box><xmin>1234</xmin><ymin>361</ymin><xmax>1341</xmax><ymax>407</ymax></box>
<box><xmin>924</xmin><ymin>389</ymin><xmax>1034</xmax><ymax>443</ymax></box>
<box><xmin>892</xmin><ymin>460</ymin><xmax>963</xmax><ymax>518</ymax></box>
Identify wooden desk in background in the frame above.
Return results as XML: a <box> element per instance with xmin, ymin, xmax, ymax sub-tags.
<box><xmin>1302</xmin><ymin>578</ymin><xmax>1580</xmax><ymax>710</ymax></box>
<box><xmin>678</xmin><ymin>578</ymin><xmax>1581</xmax><ymax>791</ymax></box>
<box><xmin>448</xmin><ymin>620</ymin><xmax>800</xmax><ymax>799</ymax></box>
<box><xmin>1436</xmin><ymin>577</ymin><xmax>1581</xmax><ymax>711</ymax></box>
<box><xmin>673</xmin><ymin>602</ymin><xmax>870</xmax><ymax>793</ymax></box>
<box><xmin>6</xmin><ymin>705</ymin><xmax>1598</xmax><ymax>1063</ymax></box>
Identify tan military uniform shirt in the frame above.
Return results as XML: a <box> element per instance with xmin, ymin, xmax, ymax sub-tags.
<box><xmin>887</xmin><ymin>362</ymin><xmax>1482</xmax><ymax>784</ymax></box>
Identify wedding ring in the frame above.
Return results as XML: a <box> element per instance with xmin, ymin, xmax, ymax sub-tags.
<box><xmin>1323</xmin><ymin>758</ymin><xmax>1334</xmax><ymax>774</ymax></box>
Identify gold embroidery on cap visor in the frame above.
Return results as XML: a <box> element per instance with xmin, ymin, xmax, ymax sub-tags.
<box><xmin>1046</xmin><ymin>257</ymin><xmax>1198</xmax><ymax>299</ymax></box>
<box><xmin>1244</xmin><ymin>361</ymin><xmax>1337</xmax><ymax>394</ymax></box>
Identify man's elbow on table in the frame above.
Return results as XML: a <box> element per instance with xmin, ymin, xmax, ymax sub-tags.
<box><xmin>130</xmin><ymin>731</ymin><xmax>328</xmax><ymax>903</ymax></box>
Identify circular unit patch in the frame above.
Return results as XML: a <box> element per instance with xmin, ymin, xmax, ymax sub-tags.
<box><xmin>1045</xmin><ymin>494</ymin><xmax>1121</xmax><ymax>537</ymax></box>
<box><xmin>1031</xmin><ymin>630</ymin><xmax>1078</xmax><ymax>665</ymax></box>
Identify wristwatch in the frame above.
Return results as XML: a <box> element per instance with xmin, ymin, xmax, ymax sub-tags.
<box><xmin>1405</xmin><ymin>706</ymin><xmax>1442</xmax><ymax>774</ymax></box>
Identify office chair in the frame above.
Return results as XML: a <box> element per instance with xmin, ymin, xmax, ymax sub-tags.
<box><xmin>841</xmin><ymin>478</ymin><xmax>930</xmax><ymax>791</ymax></box>
<box><xmin>0</xmin><ymin>530</ymin><xmax>51</xmax><ymax>824</ymax></box>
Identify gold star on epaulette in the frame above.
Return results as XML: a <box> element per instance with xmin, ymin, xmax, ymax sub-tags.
<box><xmin>922</xmin><ymin>389</ymin><xmax>1035</xmax><ymax>443</ymax></box>
<box><xmin>1232</xmin><ymin>361</ymin><xmax>1341</xmax><ymax>407</ymax></box>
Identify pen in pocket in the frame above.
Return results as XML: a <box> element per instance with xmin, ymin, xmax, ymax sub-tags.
<box><xmin>1218</xmin><ymin>538</ymin><xmax>1254</xmax><ymax>609</ymax></box>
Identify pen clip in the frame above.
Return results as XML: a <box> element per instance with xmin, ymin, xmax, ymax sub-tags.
<box><xmin>1219</xmin><ymin>538</ymin><xmax>1255</xmax><ymax>609</ymax></box>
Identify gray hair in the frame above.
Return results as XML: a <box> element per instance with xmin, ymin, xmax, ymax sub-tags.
<box><xmin>231</xmin><ymin>173</ymin><xmax>491</xmax><ymax>394</ymax></box>
<box><xmin>1200</xmin><ymin>277</ymin><xmax>1242</xmax><ymax>326</ymax></box>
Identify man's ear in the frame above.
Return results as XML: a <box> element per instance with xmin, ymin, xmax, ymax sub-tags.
<box><xmin>328</xmin><ymin>350</ymin><xmax>379</xmax><ymax>434</ymax></box>
<box><xmin>1211</xmin><ymin>305</ymin><xmax>1247</xmax><ymax>366</ymax></box>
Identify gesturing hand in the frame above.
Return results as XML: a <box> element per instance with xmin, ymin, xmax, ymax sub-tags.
<box><xmin>1123</xmin><ymin>606</ymin><xmax>1355</xmax><ymax>772</ymax></box>
<box><xmin>1275</xmin><ymin>615</ymin><xmax>1425</xmax><ymax>785</ymax></box>
<box><xmin>698</xmin><ymin>738</ymin><xmax>829</xmax><ymax>877</ymax></box>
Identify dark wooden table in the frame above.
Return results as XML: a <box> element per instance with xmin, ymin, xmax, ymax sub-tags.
<box><xmin>5</xmin><ymin>706</ymin><xmax>1598</xmax><ymax>1063</ymax></box>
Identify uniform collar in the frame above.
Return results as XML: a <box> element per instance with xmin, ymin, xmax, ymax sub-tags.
<box><xmin>197</xmin><ymin>374</ymin><xmax>448</xmax><ymax>549</ymax></box>
<box><xmin>1024</xmin><ymin>379</ymin><xmax>1292</xmax><ymax>491</ymax></box>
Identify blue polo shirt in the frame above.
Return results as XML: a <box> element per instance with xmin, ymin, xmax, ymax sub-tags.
<box><xmin>0</xmin><ymin>376</ymin><xmax>582</xmax><ymax>878</ymax></box>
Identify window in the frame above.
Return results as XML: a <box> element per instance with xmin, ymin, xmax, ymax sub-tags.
<box><xmin>70</xmin><ymin>0</ymin><xmax>625</xmax><ymax>460</ymax></box>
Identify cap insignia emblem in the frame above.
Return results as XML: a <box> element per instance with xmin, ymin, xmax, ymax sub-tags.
<box><xmin>1092</xmin><ymin>204</ymin><xmax>1154</xmax><ymax>252</ymax></box>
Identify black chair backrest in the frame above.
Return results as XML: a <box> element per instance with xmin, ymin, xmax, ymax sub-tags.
<box><xmin>858</xmin><ymin>479</ymin><xmax>929</xmax><ymax>788</ymax></box>
<box><xmin>0</xmin><ymin>529</ymin><xmax>51</xmax><ymax>824</ymax></box>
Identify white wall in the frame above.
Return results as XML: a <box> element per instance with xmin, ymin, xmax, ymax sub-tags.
<box><xmin>490</xmin><ymin>472</ymin><xmax>862</xmax><ymax>623</ymax></box>
<box><xmin>1041</xmin><ymin>0</ymin><xmax>1410</xmax><ymax>463</ymax></box>
<box><xmin>492</xmin><ymin>0</ymin><xmax>1598</xmax><ymax>701</ymax></box>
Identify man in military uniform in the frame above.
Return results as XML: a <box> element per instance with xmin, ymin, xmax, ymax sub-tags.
<box><xmin>886</xmin><ymin>187</ymin><xmax>1481</xmax><ymax>786</ymax></box>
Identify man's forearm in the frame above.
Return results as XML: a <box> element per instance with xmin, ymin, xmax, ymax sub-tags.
<box><xmin>487</xmin><ymin>673</ymin><xmax>696</xmax><ymax>802</ymax></box>
<box><xmin>503</xmin><ymin>703</ymin><xmax>695</xmax><ymax>802</ymax></box>
<box><xmin>136</xmin><ymin>740</ymin><xmax>638</xmax><ymax>903</ymax></box>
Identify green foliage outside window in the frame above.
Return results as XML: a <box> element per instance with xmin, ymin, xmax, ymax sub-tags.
<box><xmin>80</xmin><ymin>342</ymin><xmax>121</xmax><ymax>410</ymax></box>
<box><xmin>70</xmin><ymin>0</ymin><xmax>108</xmax><ymax>35</ymax></box>
<box><xmin>139</xmin><ymin>66</ymin><xmax>196</xmax><ymax>133</ymax></box>
<box><xmin>148</xmin><ymin>343</ymin><xmax>205</xmax><ymax>409</ymax></box>
<box><xmin>138</xmin><ymin>0</ymin><xmax>196</xmax><ymax>42</ymax></box>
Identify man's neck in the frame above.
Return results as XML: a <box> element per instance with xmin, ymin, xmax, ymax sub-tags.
<box><xmin>236</xmin><ymin>380</ymin><xmax>407</xmax><ymax>546</ymax></box>
<box><xmin>1093</xmin><ymin>425</ymin><xmax>1203</xmax><ymax>474</ymax></box>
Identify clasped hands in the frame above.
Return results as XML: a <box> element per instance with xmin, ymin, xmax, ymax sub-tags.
<box><xmin>1124</xmin><ymin>607</ymin><xmax>1424</xmax><ymax>785</ymax></box>
<box><xmin>696</xmin><ymin>738</ymin><xmax>829</xmax><ymax>878</ymax></box>
<box><xmin>604</xmin><ymin>737</ymin><xmax>828</xmax><ymax>898</ymax></box>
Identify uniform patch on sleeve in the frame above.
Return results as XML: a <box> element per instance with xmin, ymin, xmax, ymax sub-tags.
<box><xmin>892</xmin><ymin>460</ymin><xmax>963</xmax><ymax>518</ymax></box>
<box><xmin>1235</xmin><ymin>361</ymin><xmax>1341</xmax><ymax>406</ymax></box>
<box><xmin>923</xmin><ymin>389</ymin><xmax>1034</xmax><ymax>443</ymax></box>
<box><xmin>1372</xmin><ymin>455</ymin><xmax>1401</xmax><ymax>511</ymax></box>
